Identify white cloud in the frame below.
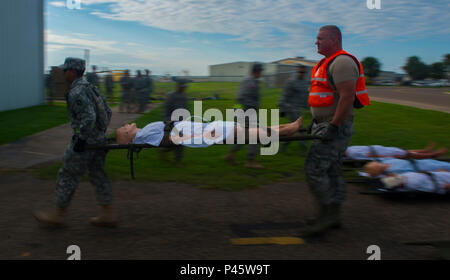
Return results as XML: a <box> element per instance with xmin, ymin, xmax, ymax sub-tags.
<box><xmin>48</xmin><ymin>1</ymin><xmax>65</xmax><ymax>8</ymax></box>
<box><xmin>45</xmin><ymin>1</ymin><xmax>450</xmax><ymax>74</ymax></box>
<box><xmin>45</xmin><ymin>44</ymin><xmax>66</xmax><ymax>52</ymax></box>
<box><xmin>126</xmin><ymin>42</ymin><xmax>141</xmax><ymax>47</ymax></box>
<box><xmin>81</xmin><ymin>0</ymin><xmax>449</xmax><ymax>51</ymax></box>
<box><xmin>44</xmin><ymin>29</ymin><xmax>213</xmax><ymax>74</ymax></box>
<box><xmin>44</xmin><ymin>30</ymin><xmax>121</xmax><ymax>53</ymax></box>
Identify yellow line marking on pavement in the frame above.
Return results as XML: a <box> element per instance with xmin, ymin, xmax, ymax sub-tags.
<box><xmin>230</xmin><ymin>237</ymin><xmax>305</xmax><ymax>245</ymax></box>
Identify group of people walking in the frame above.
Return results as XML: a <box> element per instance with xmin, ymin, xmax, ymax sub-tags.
<box><xmin>118</xmin><ymin>69</ymin><xmax>154</xmax><ymax>113</ymax></box>
<box><xmin>85</xmin><ymin>66</ymin><xmax>154</xmax><ymax>113</ymax></box>
<box><xmin>35</xmin><ymin>24</ymin><xmax>375</xmax><ymax>238</ymax></box>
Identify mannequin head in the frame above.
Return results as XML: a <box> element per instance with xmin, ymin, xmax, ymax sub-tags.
<box><xmin>116</xmin><ymin>123</ymin><xmax>139</xmax><ymax>144</ymax></box>
<box><xmin>363</xmin><ymin>161</ymin><xmax>390</xmax><ymax>177</ymax></box>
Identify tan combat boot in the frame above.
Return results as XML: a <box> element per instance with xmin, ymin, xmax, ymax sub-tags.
<box><xmin>90</xmin><ymin>205</ymin><xmax>118</xmax><ymax>228</ymax></box>
<box><xmin>33</xmin><ymin>208</ymin><xmax>66</xmax><ymax>227</ymax></box>
<box><xmin>245</xmin><ymin>160</ymin><xmax>264</xmax><ymax>169</ymax></box>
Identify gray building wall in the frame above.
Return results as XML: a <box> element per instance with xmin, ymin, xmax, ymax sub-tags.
<box><xmin>263</xmin><ymin>63</ymin><xmax>312</xmax><ymax>88</ymax></box>
<box><xmin>209</xmin><ymin>62</ymin><xmax>253</xmax><ymax>82</ymax></box>
<box><xmin>0</xmin><ymin>0</ymin><xmax>44</xmax><ymax>112</ymax></box>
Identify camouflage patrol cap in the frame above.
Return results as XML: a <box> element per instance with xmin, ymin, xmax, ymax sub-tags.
<box><xmin>59</xmin><ymin>57</ymin><xmax>86</xmax><ymax>72</ymax></box>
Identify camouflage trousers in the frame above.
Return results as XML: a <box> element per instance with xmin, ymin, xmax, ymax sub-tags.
<box><xmin>137</xmin><ymin>89</ymin><xmax>148</xmax><ymax>112</ymax></box>
<box><xmin>105</xmin><ymin>87</ymin><xmax>113</xmax><ymax>100</ymax></box>
<box><xmin>304</xmin><ymin>119</ymin><xmax>353</xmax><ymax>206</ymax></box>
<box><xmin>229</xmin><ymin>116</ymin><xmax>259</xmax><ymax>160</ymax></box>
<box><xmin>230</xmin><ymin>143</ymin><xmax>258</xmax><ymax>160</ymax></box>
<box><xmin>56</xmin><ymin>140</ymin><xmax>112</xmax><ymax>208</ymax></box>
<box><xmin>160</xmin><ymin>145</ymin><xmax>184</xmax><ymax>162</ymax></box>
<box><xmin>120</xmin><ymin>91</ymin><xmax>130</xmax><ymax>111</ymax></box>
<box><xmin>282</xmin><ymin>108</ymin><xmax>307</xmax><ymax>150</ymax></box>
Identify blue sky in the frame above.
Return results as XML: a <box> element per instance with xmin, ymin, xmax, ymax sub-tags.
<box><xmin>45</xmin><ymin>0</ymin><xmax>450</xmax><ymax>75</ymax></box>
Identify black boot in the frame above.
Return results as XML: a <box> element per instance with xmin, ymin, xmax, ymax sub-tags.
<box><xmin>301</xmin><ymin>203</ymin><xmax>342</xmax><ymax>237</ymax></box>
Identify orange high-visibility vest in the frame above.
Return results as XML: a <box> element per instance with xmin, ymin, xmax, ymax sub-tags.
<box><xmin>308</xmin><ymin>49</ymin><xmax>370</xmax><ymax>107</ymax></box>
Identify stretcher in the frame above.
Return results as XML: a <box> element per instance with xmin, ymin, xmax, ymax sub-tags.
<box><xmin>350</xmin><ymin>170</ymin><xmax>450</xmax><ymax>197</ymax></box>
<box><xmin>87</xmin><ymin>129</ymin><xmax>322</xmax><ymax>179</ymax></box>
<box><xmin>344</xmin><ymin>151</ymin><xmax>450</xmax><ymax>196</ymax></box>
<box><xmin>343</xmin><ymin>156</ymin><xmax>450</xmax><ymax>176</ymax></box>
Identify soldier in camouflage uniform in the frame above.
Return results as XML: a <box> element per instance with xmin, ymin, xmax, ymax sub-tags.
<box><xmin>302</xmin><ymin>25</ymin><xmax>362</xmax><ymax>236</ymax></box>
<box><xmin>134</xmin><ymin>70</ymin><xmax>148</xmax><ymax>113</ymax></box>
<box><xmin>86</xmin><ymin>65</ymin><xmax>100</xmax><ymax>89</ymax></box>
<box><xmin>279</xmin><ymin>65</ymin><xmax>309</xmax><ymax>153</ymax></box>
<box><xmin>34</xmin><ymin>58</ymin><xmax>116</xmax><ymax>228</ymax></box>
<box><xmin>143</xmin><ymin>69</ymin><xmax>154</xmax><ymax>109</ymax></box>
<box><xmin>119</xmin><ymin>70</ymin><xmax>134</xmax><ymax>113</ymax></box>
<box><xmin>104</xmin><ymin>70</ymin><xmax>114</xmax><ymax>101</ymax></box>
<box><xmin>45</xmin><ymin>72</ymin><xmax>54</xmax><ymax>105</ymax></box>
<box><xmin>224</xmin><ymin>63</ymin><xmax>264</xmax><ymax>169</ymax></box>
<box><xmin>161</xmin><ymin>78</ymin><xmax>189</xmax><ymax>164</ymax></box>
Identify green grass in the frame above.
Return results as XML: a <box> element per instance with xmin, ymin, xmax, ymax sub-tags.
<box><xmin>0</xmin><ymin>103</ymin><xmax>70</xmax><ymax>145</ymax></box>
<box><xmin>352</xmin><ymin>102</ymin><xmax>450</xmax><ymax>149</ymax></box>
<box><xmin>99</xmin><ymin>81</ymin><xmax>239</xmax><ymax>101</ymax></box>
<box><xmin>36</xmin><ymin>82</ymin><xmax>450</xmax><ymax>190</ymax></box>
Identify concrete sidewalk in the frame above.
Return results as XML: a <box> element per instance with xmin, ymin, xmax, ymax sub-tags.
<box><xmin>0</xmin><ymin>104</ymin><xmax>159</xmax><ymax>169</ymax></box>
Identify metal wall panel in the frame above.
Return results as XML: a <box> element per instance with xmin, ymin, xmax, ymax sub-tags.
<box><xmin>0</xmin><ymin>0</ymin><xmax>44</xmax><ymax>111</ymax></box>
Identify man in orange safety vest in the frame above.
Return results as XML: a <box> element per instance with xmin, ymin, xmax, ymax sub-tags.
<box><xmin>302</xmin><ymin>25</ymin><xmax>370</xmax><ymax>236</ymax></box>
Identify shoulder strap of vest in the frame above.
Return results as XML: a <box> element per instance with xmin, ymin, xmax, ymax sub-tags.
<box><xmin>314</xmin><ymin>57</ymin><xmax>328</xmax><ymax>70</ymax></box>
<box><xmin>326</xmin><ymin>54</ymin><xmax>361</xmax><ymax>90</ymax></box>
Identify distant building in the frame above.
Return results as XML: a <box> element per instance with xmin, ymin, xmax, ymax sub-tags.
<box><xmin>209</xmin><ymin>56</ymin><xmax>317</xmax><ymax>87</ymax></box>
<box><xmin>263</xmin><ymin>63</ymin><xmax>312</xmax><ymax>88</ymax></box>
<box><xmin>209</xmin><ymin>62</ymin><xmax>255</xmax><ymax>82</ymax></box>
<box><xmin>0</xmin><ymin>0</ymin><xmax>44</xmax><ymax>111</ymax></box>
<box><xmin>273</xmin><ymin>56</ymin><xmax>318</xmax><ymax>67</ymax></box>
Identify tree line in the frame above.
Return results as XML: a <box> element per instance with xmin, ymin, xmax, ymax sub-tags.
<box><xmin>361</xmin><ymin>54</ymin><xmax>450</xmax><ymax>81</ymax></box>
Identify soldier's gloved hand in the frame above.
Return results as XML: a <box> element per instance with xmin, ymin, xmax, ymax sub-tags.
<box><xmin>72</xmin><ymin>135</ymin><xmax>87</xmax><ymax>153</ymax></box>
<box><xmin>321</xmin><ymin>123</ymin><xmax>339</xmax><ymax>142</ymax></box>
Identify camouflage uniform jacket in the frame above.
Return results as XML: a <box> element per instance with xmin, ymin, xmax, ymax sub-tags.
<box><xmin>104</xmin><ymin>74</ymin><xmax>114</xmax><ymax>90</ymax></box>
<box><xmin>134</xmin><ymin>76</ymin><xmax>147</xmax><ymax>93</ymax></box>
<box><xmin>65</xmin><ymin>77</ymin><xmax>107</xmax><ymax>144</ymax></box>
<box><xmin>119</xmin><ymin>76</ymin><xmax>133</xmax><ymax>91</ymax></box>
<box><xmin>143</xmin><ymin>76</ymin><xmax>154</xmax><ymax>93</ymax></box>
<box><xmin>86</xmin><ymin>72</ymin><xmax>99</xmax><ymax>88</ymax></box>
<box><xmin>237</xmin><ymin>76</ymin><xmax>260</xmax><ymax>109</ymax></box>
<box><xmin>280</xmin><ymin>76</ymin><xmax>309</xmax><ymax>113</ymax></box>
<box><xmin>163</xmin><ymin>90</ymin><xmax>188</xmax><ymax>121</ymax></box>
